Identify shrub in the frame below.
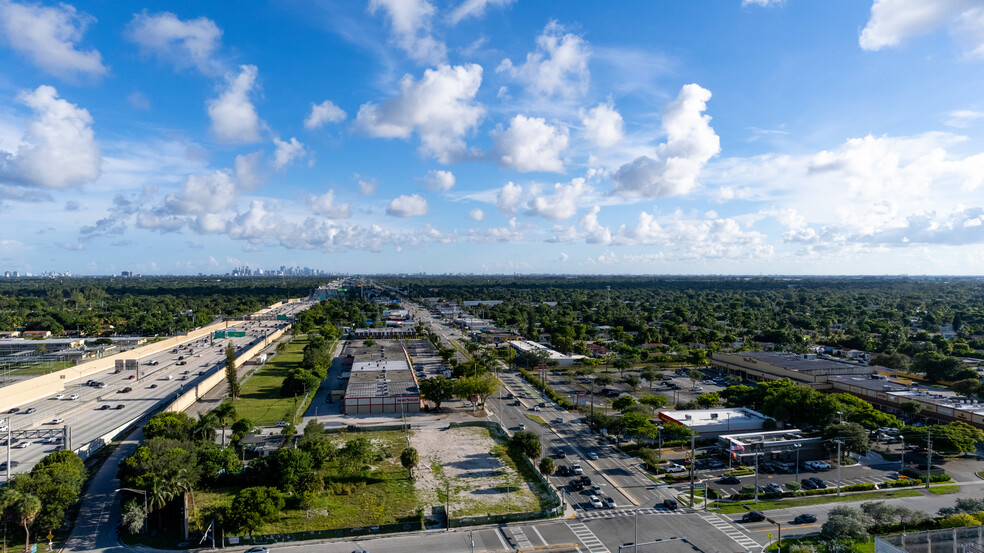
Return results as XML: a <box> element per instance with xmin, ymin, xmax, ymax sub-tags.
<box><xmin>785</xmin><ymin>481</ymin><xmax>801</xmax><ymax>491</ymax></box>
<box><xmin>939</xmin><ymin>513</ymin><xmax>979</xmax><ymax>529</ymax></box>
<box><xmin>883</xmin><ymin>478</ymin><xmax>922</xmax><ymax>488</ymax></box>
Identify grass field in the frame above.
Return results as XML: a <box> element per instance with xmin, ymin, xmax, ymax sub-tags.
<box><xmin>928</xmin><ymin>484</ymin><xmax>960</xmax><ymax>494</ymax></box>
<box><xmin>233</xmin><ymin>336</ymin><xmax>311</xmax><ymax>426</ymax></box>
<box><xmin>11</xmin><ymin>360</ymin><xmax>77</xmax><ymax>375</ymax></box>
<box><xmin>714</xmin><ymin>489</ymin><xmax>922</xmax><ymax>513</ymax></box>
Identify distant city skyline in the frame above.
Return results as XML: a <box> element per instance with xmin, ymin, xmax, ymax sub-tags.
<box><xmin>2</xmin><ymin>1</ymin><xmax>984</xmax><ymax>275</ymax></box>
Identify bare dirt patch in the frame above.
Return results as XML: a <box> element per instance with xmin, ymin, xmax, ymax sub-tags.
<box><xmin>411</xmin><ymin>425</ymin><xmax>542</xmax><ymax>517</ymax></box>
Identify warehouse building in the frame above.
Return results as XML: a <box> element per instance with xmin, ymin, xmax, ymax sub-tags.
<box><xmin>342</xmin><ymin>341</ymin><xmax>421</xmax><ymax>415</ymax></box>
<box><xmin>710</xmin><ymin>351</ymin><xmax>873</xmax><ymax>389</ymax></box>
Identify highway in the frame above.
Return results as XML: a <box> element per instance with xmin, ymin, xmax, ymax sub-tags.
<box><xmin>1</xmin><ymin>300</ymin><xmax>314</xmax><ymax>481</ymax></box>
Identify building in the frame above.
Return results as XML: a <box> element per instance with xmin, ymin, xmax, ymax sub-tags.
<box><xmin>717</xmin><ymin>429</ymin><xmax>827</xmax><ymax>464</ymax></box>
<box><xmin>342</xmin><ymin>341</ymin><xmax>421</xmax><ymax>415</ymax></box>
<box><xmin>657</xmin><ymin>408</ymin><xmax>775</xmax><ymax>438</ymax></box>
<box><xmin>828</xmin><ymin>374</ymin><xmax>984</xmax><ymax>429</ymax></box>
<box><xmin>351</xmin><ymin>327</ymin><xmax>416</xmax><ymax>339</ymax></box>
<box><xmin>507</xmin><ymin>339</ymin><xmax>586</xmax><ymax>367</ymax></box>
<box><xmin>710</xmin><ymin>351</ymin><xmax>872</xmax><ymax>389</ymax></box>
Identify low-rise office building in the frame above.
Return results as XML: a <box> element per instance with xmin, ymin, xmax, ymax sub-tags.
<box><xmin>657</xmin><ymin>408</ymin><xmax>775</xmax><ymax>437</ymax></box>
<box><xmin>710</xmin><ymin>351</ymin><xmax>873</xmax><ymax>389</ymax></box>
<box><xmin>828</xmin><ymin>374</ymin><xmax>984</xmax><ymax>429</ymax></box>
<box><xmin>507</xmin><ymin>339</ymin><xmax>586</xmax><ymax>367</ymax></box>
<box><xmin>717</xmin><ymin>429</ymin><xmax>827</xmax><ymax>464</ymax></box>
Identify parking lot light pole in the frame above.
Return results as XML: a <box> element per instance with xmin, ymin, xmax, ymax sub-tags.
<box><xmin>794</xmin><ymin>444</ymin><xmax>801</xmax><ymax>482</ymax></box>
<box><xmin>832</xmin><ymin>439</ymin><xmax>844</xmax><ymax>496</ymax></box>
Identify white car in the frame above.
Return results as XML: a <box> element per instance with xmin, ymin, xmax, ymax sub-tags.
<box><xmin>691</xmin><ymin>386</ymin><xmax>703</xmax><ymax>392</ymax></box>
<box><xmin>811</xmin><ymin>461</ymin><xmax>831</xmax><ymax>470</ymax></box>
<box><xmin>587</xmin><ymin>452</ymin><xmax>599</xmax><ymax>460</ymax></box>
<box><xmin>664</xmin><ymin>463</ymin><xmax>686</xmax><ymax>473</ymax></box>
<box><xmin>275</xmin><ymin>421</ymin><xmax>290</xmax><ymax>427</ymax></box>
<box><xmin>51</xmin><ymin>418</ymin><xmax>64</xmax><ymax>424</ymax></box>
<box><xmin>571</xmin><ymin>464</ymin><xmax>584</xmax><ymax>475</ymax></box>
<box><xmin>16</xmin><ymin>441</ymin><xmax>32</xmax><ymax>448</ymax></box>
<box><xmin>589</xmin><ymin>495</ymin><xmax>604</xmax><ymax>509</ymax></box>
<box><xmin>53</xmin><ymin>394</ymin><xmax>65</xmax><ymax>400</ymax></box>
<box><xmin>68</xmin><ymin>394</ymin><xmax>79</xmax><ymax>400</ymax></box>
<box><xmin>0</xmin><ymin>426</ymin><xmax>7</xmax><ymax>432</ymax></box>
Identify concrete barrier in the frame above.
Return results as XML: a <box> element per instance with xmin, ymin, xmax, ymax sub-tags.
<box><xmin>1</xmin><ymin>299</ymin><xmax>299</xmax><ymax>411</ymax></box>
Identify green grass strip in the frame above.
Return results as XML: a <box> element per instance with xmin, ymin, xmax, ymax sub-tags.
<box><xmin>928</xmin><ymin>484</ymin><xmax>960</xmax><ymax>495</ymax></box>
<box><xmin>524</xmin><ymin>413</ymin><xmax>549</xmax><ymax>425</ymax></box>
<box><xmin>713</xmin><ymin>489</ymin><xmax>922</xmax><ymax>513</ymax></box>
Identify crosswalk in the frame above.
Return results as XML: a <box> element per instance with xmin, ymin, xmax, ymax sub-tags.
<box><xmin>699</xmin><ymin>513</ymin><xmax>761</xmax><ymax>550</ymax></box>
<box><xmin>567</xmin><ymin>520</ymin><xmax>611</xmax><ymax>553</ymax></box>
<box><xmin>502</xmin><ymin>525</ymin><xmax>533</xmax><ymax>549</ymax></box>
<box><xmin>577</xmin><ymin>506</ymin><xmax>692</xmax><ymax>521</ymax></box>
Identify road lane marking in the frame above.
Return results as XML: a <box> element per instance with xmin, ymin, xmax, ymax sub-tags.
<box><xmin>699</xmin><ymin>513</ymin><xmax>761</xmax><ymax>550</ymax></box>
<box><xmin>566</xmin><ymin>521</ymin><xmax>611</xmax><ymax>553</ymax></box>
<box><xmin>495</xmin><ymin>527</ymin><xmax>509</xmax><ymax>550</ymax></box>
<box><xmin>531</xmin><ymin>524</ymin><xmax>547</xmax><ymax>546</ymax></box>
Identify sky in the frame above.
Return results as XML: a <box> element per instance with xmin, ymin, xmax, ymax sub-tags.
<box><xmin>2</xmin><ymin>0</ymin><xmax>984</xmax><ymax>276</ymax></box>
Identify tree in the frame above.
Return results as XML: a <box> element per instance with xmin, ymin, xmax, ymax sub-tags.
<box><xmin>870</xmin><ymin>352</ymin><xmax>910</xmax><ymax>372</ymax></box>
<box><xmin>121</xmin><ymin>499</ymin><xmax>147</xmax><ymax>535</ymax></box>
<box><xmin>687</xmin><ymin>370</ymin><xmax>703</xmax><ymax>388</ymax></box>
<box><xmin>613</xmin><ymin>357</ymin><xmax>632</xmax><ymax>377</ymax></box>
<box><xmin>510</xmin><ymin>430</ymin><xmax>541</xmax><ymax>459</ymax></box>
<box><xmin>594</xmin><ymin>374</ymin><xmax>615</xmax><ymax>389</ymax></box>
<box><xmin>401</xmin><ymin>447</ymin><xmax>419</xmax><ymax>480</ymax></box>
<box><xmin>227</xmin><ymin>486</ymin><xmax>284</xmax><ymax>536</ymax></box>
<box><xmin>225</xmin><ymin>343</ymin><xmax>240</xmax><ymax>400</ymax></box>
<box><xmin>612</xmin><ymin>395</ymin><xmax>635</xmax><ymax>411</ymax></box>
<box><xmin>230</xmin><ymin>418</ymin><xmax>256</xmax><ymax>447</ymax></box>
<box><xmin>143</xmin><ymin>412</ymin><xmax>196</xmax><ymax>441</ymax></box>
<box><xmin>539</xmin><ymin>456</ymin><xmax>555</xmax><ymax>475</ymax></box>
<box><xmin>439</xmin><ymin>347</ymin><xmax>456</xmax><ymax>366</ymax></box>
<box><xmin>951</xmin><ymin>378</ymin><xmax>981</xmax><ymax>398</ymax></box>
<box><xmin>214</xmin><ymin>401</ymin><xmax>238</xmax><ymax>448</ymax></box>
<box><xmin>148</xmin><ymin>476</ymin><xmax>172</xmax><ymax>530</ymax></box>
<box><xmin>419</xmin><ymin>375</ymin><xmax>456</xmax><ymax>410</ymax></box>
<box><xmin>900</xmin><ymin>400</ymin><xmax>922</xmax><ymax>421</ymax></box>
<box><xmin>14</xmin><ymin>492</ymin><xmax>41</xmax><ymax>553</ymax></box>
<box><xmin>624</xmin><ymin>375</ymin><xmax>641</xmax><ymax>390</ymax></box>
<box><xmin>454</xmin><ymin>374</ymin><xmax>498</xmax><ymax>408</ymax></box>
<box><xmin>640</xmin><ymin>368</ymin><xmax>661</xmax><ymax>390</ymax></box>
<box><xmin>820</xmin><ymin>505</ymin><xmax>870</xmax><ymax>542</ymax></box>
<box><xmin>823</xmin><ymin>422</ymin><xmax>869</xmax><ymax>455</ymax></box>
<box><xmin>696</xmin><ymin>392</ymin><xmax>721</xmax><ymax>408</ymax></box>
<box><xmin>268</xmin><ymin>448</ymin><xmax>314</xmax><ymax>494</ymax></box>
<box><xmin>639</xmin><ymin>394</ymin><xmax>669</xmax><ymax>410</ymax></box>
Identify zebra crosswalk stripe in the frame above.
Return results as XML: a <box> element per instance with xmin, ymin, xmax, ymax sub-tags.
<box><xmin>698</xmin><ymin>513</ymin><xmax>761</xmax><ymax>550</ymax></box>
<box><xmin>566</xmin><ymin>521</ymin><xmax>611</xmax><ymax>553</ymax></box>
<box><xmin>577</xmin><ymin>507</ymin><xmax>689</xmax><ymax>520</ymax></box>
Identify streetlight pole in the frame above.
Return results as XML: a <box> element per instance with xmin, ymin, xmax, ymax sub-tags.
<box><xmin>754</xmin><ymin>452</ymin><xmax>760</xmax><ymax>504</ymax></box>
<box><xmin>833</xmin><ymin>439</ymin><xmax>844</xmax><ymax>496</ymax></box>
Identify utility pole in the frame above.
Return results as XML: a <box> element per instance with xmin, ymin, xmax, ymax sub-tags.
<box><xmin>634</xmin><ymin>509</ymin><xmax>638</xmax><ymax>553</ymax></box>
<box><xmin>832</xmin><ymin>439</ymin><xmax>844</xmax><ymax>496</ymax></box>
<box><xmin>925</xmin><ymin>430</ymin><xmax>932</xmax><ymax>489</ymax></box>
<box><xmin>689</xmin><ymin>430</ymin><xmax>696</xmax><ymax>508</ymax></box>
<box><xmin>794</xmin><ymin>443</ymin><xmax>801</xmax><ymax>482</ymax></box>
<box><xmin>900</xmin><ymin>434</ymin><xmax>905</xmax><ymax>473</ymax></box>
<box><xmin>754</xmin><ymin>452</ymin><xmax>760</xmax><ymax>504</ymax></box>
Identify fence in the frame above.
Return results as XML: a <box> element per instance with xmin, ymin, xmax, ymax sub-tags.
<box><xmin>226</xmin><ymin>518</ymin><xmax>424</xmax><ymax>546</ymax></box>
<box><xmin>877</xmin><ymin>526</ymin><xmax>984</xmax><ymax>553</ymax></box>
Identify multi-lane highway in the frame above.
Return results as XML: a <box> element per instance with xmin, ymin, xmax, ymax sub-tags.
<box><xmin>1</xmin><ymin>300</ymin><xmax>313</xmax><ymax>481</ymax></box>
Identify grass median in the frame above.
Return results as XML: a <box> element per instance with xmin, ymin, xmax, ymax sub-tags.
<box><xmin>928</xmin><ymin>484</ymin><xmax>960</xmax><ymax>494</ymax></box>
<box><xmin>233</xmin><ymin>335</ymin><xmax>309</xmax><ymax>426</ymax></box>
<box><xmin>713</xmin><ymin>489</ymin><xmax>922</xmax><ymax>513</ymax></box>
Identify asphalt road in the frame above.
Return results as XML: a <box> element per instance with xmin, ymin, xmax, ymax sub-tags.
<box><xmin>1</xmin><ymin>300</ymin><xmax>313</xmax><ymax>481</ymax></box>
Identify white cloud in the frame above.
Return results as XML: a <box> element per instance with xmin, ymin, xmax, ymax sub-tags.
<box><xmin>368</xmin><ymin>0</ymin><xmax>446</xmax><ymax>65</ymax></box>
<box><xmin>742</xmin><ymin>0</ymin><xmax>784</xmax><ymax>6</ymax></box>
<box><xmin>207</xmin><ymin>65</ymin><xmax>262</xmax><ymax>144</ymax></box>
<box><xmin>234</xmin><ymin>151</ymin><xmax>264</xmax><ymax>191</ymax></box>
<box><xmin>526</xmin><ymin>177</ymin><xmax>589</xmax><ymax>220</ymax></box>
<box><xmin>448</xmin><ymin>0</ymin><xmax>515</xmax><ymax>25</ymax></box>
<box><xmin>859</xmin><ymin>0</ymin><xmax>984</xmax><ymax>58</ymax></box>
<box><xmin>127</xmin><ymin>91</ymin><xmax>150</xmax><ymax>110</ymax></box>
<box><xmin>496</xmin><ymin>181</ymin><xmax>524</xmax><ymax>215</ymax></box>
<box><xmin>946</xmin><ymin>109</ymin><xmax>984</xmax><ymax>128</ymax></box>
<box><xmin>420</xmin><ymin>169</ymin><xmax>455</xmax><ymax>192</ymax></box>
<box><xmin>164</xmin><ymin>170</ymin><xmax>237</xmax><ymax>215</ymax></box>
<box><xmin>0</xmin><ymin>85</ymin><xmax>101</xmax><ymax>189</ymax></box>
<box><xmin>387</xmin><ymin>193</ymin><xmax>429</xmax><ymax>217</ymax></box>
<box><xmin>356</xmin><ymin>64</ymin><xmax>484</xmax><ymax>164</ymax></box>
<box><xmin>579</xmin><ymin>206</ymin><xmax>612</xmax><ymax>244</ymax></box>
<box><xmin>612</xmin><ymin>83</ymin><xmax>720</xmax><ymax>198</ymax></box>
<box><xmin>580</xmin><ymin>100</ymin><xmax>624</xmax><ymax>148</ymax></box>
<box><xmin>272</xmin><ymin>137</ymin><xmax>306</xmax><ymax>169</ymax></box>
<box><xmin>0</xmin><ymin>0</ymin><xmax>106</xmax><ymax>79</ymax></box>
<box><xmin>468</xmin><ymin>208</ymin><xmax>485</xmax><ymax>221</ymax></box>
<box><xmin>308</xmin><ymin>189</ymin><xmax>351</xmax><ymax>219</ymax></box>
<box><xmin>497</xmin><ymin>21</ymin><xmax>590</xmax><ymax>98</ymax></box>
<box><xmin>493</xmin><ymin>114</ymin><xmax>569</xmax><ymax>172</ymax></box>
<box><xmin>546</xmin><ymin>224</ymin><xmax>578</xmax><ymax>243</ymax></box>
<box><xmin>304</xmin><ymin>100</ymin><xmax>347</xmax><ymax>129</ymax></box>
<box><xmin>125</xmin><ymin>11</ymin><xmax>222</xmax><ymax>74</ymax></box>
<box><xmin>357</xmin><ymin>175</ymin><xmax>378</xmax><ymax>196</ymax></box>
<box><xmin>467</xmin><ymin>218</ymin><xmax>527</xmax><ymax>242</ymax></box>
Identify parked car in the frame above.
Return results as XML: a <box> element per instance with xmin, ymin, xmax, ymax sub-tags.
<box><xmin>706</xmin><ymin>459</ymin><xmax>724</xmax><ymax>469</ymax></box>
<box><xmin>663</xmin><ymin>498</ymin><xmax>678</xmax><ymax>510</ymax></box>
<box><xmin>589</xmin><ymin>495</ymin><xmax>604</xmax><ymax>509</ymax></box>
<box><xmin>719</xmin><ymin>475</ymin><xmax>741</xmax><ymax>485</ymax></box>
<box><xmin>664</xmin><ymin>463</ymin><xmax>686</xmax><ymax>473</ymax></box>
<box><xmin>604</xmin><ymin>497</ymin><xmax>616</xmax><ymax>508</ymax></box>
<box><xmin>742</xmin><ymin>511</ymin><xmax>766</xmax><ymax>522</ymax></box>
<box><xmin>809</xmin><ymin>477</ymin><xmax>827</xmax><ymax>489</ymax></box>
<box><xmin>275</xmin><ymin>421</ymin><xmax>290</xmax><ymax>427</ymax></box>
<box><xmin>758</xmin><ymin>463</ymin><xmax>775</xmax><ymax>474</ymax></box>
<box><xmin>765</xmin><ymin>483</ymin><xmax>783</xmax><ymax>495</ymax></box>
<box><xmin>691</xmin><ymin>386</ymin><xmax>703</xmax><ymax>392</ymax></box>
<box><xmin>794</xmin><ymin>514</ymin><xmax>817</xmax><ymax>524</ymax></box>
<box><xmin>800</xmin><ymin>478</ymin><xmax>817</xmax><ymax>490</ymax></box>
<box><xmin>811</xmin><ymin>461</ymin><xmax>831</xmax><ymax>470</ymax></box>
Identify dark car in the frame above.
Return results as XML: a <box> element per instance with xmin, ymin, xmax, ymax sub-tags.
<box><xmin>719</xmin><ymin>475</ymin><xmax>741</xmax><ymax>485</ymax></box>
<box><xmin>809</xmin><ymin>477</ymin><xmax>827</xmax><ymax>489</ymax></box>
<box><xmin>579</xmin><ymin>475</ymin><xmax>591</xmax><ymax>485</ymax></box>
<box><xmin>570</xmin><ymin>480</ymin><xmax>584</xmax><ymax>491</ymax></box>
<box><xmin>800</xmin><ymin>478</ymin><xmax>817</xmax><ymax>490</ymax></box>
<box><xmin>758</xmin><ymin>463</ymin><xmax>775</xmax><ymax>474</ymax></box>
<box><xmin>555</xmin><ymin>448</ymin><xmax>567</xmax><ymax>459</ymax></box>
<box><xmin>0</xmin><ymin>460</ymin><xmax>20</xmax><ymax>470</ymax></box>
<box><xmin>663</xmin><ymin>498</ymin><xmax>678</xmax><ymax>510</ymax></box>
<box><xmin>557</xmin><ymin>465</ymin><xmax>570</xmax><ymax>476</ymax></box>
<box><xmin>742</xmin><ymin>511</ymin><xmax>766</xmax><ymax>522</ymax></box>
<box><xmin>794</xmin><ymin>514</ymin><xmax>818</xmax><ymax>524</ymax></box>
<box><xmin>7</xmin><ymin>408</ymin><xmax>19</xmax><ymax>413</ymax></box>
<box><xmin>149</xmin><ymin>384</ymin><xmax>158</xmax><ymax>389</ymax></box>
<box><xmin>97</xmin><ymin>404</ymin><xmax>111</xmax><ymax>410</ymax></box>
<box><xmin>118</xmin><ymin>387</ymin><xmax>132</xmax><ymax>393</ymax></box>
<box><xmin>115</xmin><ymin>404</ymin><xmax>125</xmax><ymax>410</ymax></box>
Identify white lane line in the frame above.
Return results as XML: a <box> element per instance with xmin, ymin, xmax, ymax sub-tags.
<box><xmin>530</xmin><ymin>524</ymin><xmax>547</xmax><ymax>546</ymax></box>
<box><xmin>699</xmin><ymin>513</ymin><xmax>761</xmax><ymax>550</ymax></box>
<box><xmin>566</xmin><ymin>521</ymin><xmax>611</xmax><ymax>553</ymax></box>
<box><xmin>494</xmin><ymin>527</ymin><xmax>509</xmax><ymax>550</ymax></box>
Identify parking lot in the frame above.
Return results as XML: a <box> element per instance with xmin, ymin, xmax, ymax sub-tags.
<box><xmin>684</xmin><ymin>458</ymin><xmax>901</xmax><ymax>497</ymax></box>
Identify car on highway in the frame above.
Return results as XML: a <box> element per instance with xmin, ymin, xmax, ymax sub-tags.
<box><xmin>518</xmin><ymin>424</ymin><xmax>526</xmax><ymax>430</ymax></box>
<box><xmin>0</xmin><ymin>426</ymin><xmax>7</xmax><ymax>432</ymax></box>
<box><xmin>569</xmin><ymin>480</ymin><xmax>584</xmax><ymax>491</ymax></box>
<box><xmin>590</xmin><ymin>484</ymin><xmax>602</xmax><ymax>495</ymax></box>
<box><xmin>553</xmin><ymin>417</ymin><xmax>563</xmax><ymax>423</ymax></box>
<box><xmin>589</xmin><ymin>495</ymin><xmax>603</xmax><ymax>509</ymax></box>
<box><xmin>245</xmin><ymin>547</ymin><xmax>270</xmax><ymax>553</ymax></box>
<box><xmin>0</xmin><ymin>461</ymin><xmax>20</xmax><ymax>470</ymax></box>
<box><xmin>794</xmin><ymin>513</ymin><xmax>817</xmax><ymax>524</ymax></box>
<box><xmin>164</xmin><ymin>375</ymin><xmax>173</xmax><ymax>380</ymax></box>
<box><xmin>97</xmin><ymin>405</ymin><xmax>111</xmax><ymax>410</ymax></box>
<box><xmin>16</xmin><ymin>441</ymin><xmax>32</xmax><ymax>448</ymax></box>
<box><xmin>7</xmin><ymin>408</ymin><xmax>18</xmax><ymax>413</ymax></box>
<box><xmin>147</xmin><ymin>360</ymin><xmax>159</xmax><ymax>366</ymax></box>
<box><xmin>68</xmin><ymin>394</ymin><xmax>79</xmax><ymax>400</ymax></box>
<box><xmin>742</xmin><ymin>511</ymin><xmax>766</xmax><ymax>522</ymax></box>
<box><xmin>119</xmin><ymin>387</ymin><xmax>132</xmax><ymax>393</ymax></box>
<box><xmin>663</xmin><ymin>498</ymin><xmax>678</xmax><ymax>510</ymax></box>
<box><xmin>604</xmin><ymin>497</ymin><xmax>616</xmax><ymax>508</ymax></box>
<box><xmin>149</xmin><ymin>384</ymin><xmax>158</xmax><ymax>389</ymax></box>
<box><xmin>557</xmin><ymin>465</ymin><xmax>570</xmax><ymax>476</ymax></box>
<box><xmin>115</xmin><ymin>404</ymin><xmax>125</xmax><ymax>410</ymax></box>
<box><xmin>53</xmin><ymin>394</ymin><xmax>65</xmax><ymax>400</ymax></box>
<box><xmin>24</xmin><ymin>408</ymin><xmax>36</xmax><ymax>414</ymax></box>
<box><xmin>571</xmin><ymin>464</ymin><xmax>583</xmax><ymax>475</ymax></box>
<box><xmin>579</xmin><ymin>475</ymin><xmax>592</xmax><ymax>485</ymax></box>
<box><xmin>50</xmin><ymin>418</ymin><xmax>64</xmax><ymax>424</ymax></box>
<box><xmin>554</xmin><ymin>448</ymin><xmax>567</xmax><ymax>459</ymax></box>
<box><xmin>587</xmin><ymin>452</ymin><xmax>599</xmax><ymax>460</ymax></box>
<box><xmin>532</xmin><ymin>406</ymin><xmax>540</xmax><ymax>412</ymax></box>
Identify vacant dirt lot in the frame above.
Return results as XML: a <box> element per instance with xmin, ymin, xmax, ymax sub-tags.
<box><xmin>411</xmin><ymin>425</ymin><xmax>544</xmax><ymax>517</ymax></box>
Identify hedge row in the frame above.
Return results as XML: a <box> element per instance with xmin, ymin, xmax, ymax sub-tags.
<box><xmin>728</xmin><ymin>482</ymin><xmax>876</xmax><ymax>501</ymax></box>
<box><xmin>517</xmin><ymin>367</ymin><xmax>575</xmax><ymax>410</ymax></box>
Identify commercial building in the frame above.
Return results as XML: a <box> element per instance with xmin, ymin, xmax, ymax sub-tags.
<box><xmin>828</xmin><ymin>374</ymin><xmax>984</xmax><ymax>429</ymax></box>
<box><xmin>342</xmin><ymin>341</ymin><xmax>421</xmax><ymax>415</ymax></box>
<box><xmin>710</xmin><ymin>351</ymin><xmax>873</xmax><ymax>389</ymax></box>
<box><xmin>507</xmin><ymin>339</ymin><xmax>586</xmax><ymax>367</ymax></box>
<box><xmin>717</xmin><ymin>429</ymin><xmax>827</xmax><ymax>464</ymax></box>
<box><xmin>351</xmin><ymin>327</ymin><xmax>416</xmax><ymax>339</ymax></box>
<box><xmin>657</xmin><ymin>408</ymin><xmax>774</xmax><ymax>437</ymax></box>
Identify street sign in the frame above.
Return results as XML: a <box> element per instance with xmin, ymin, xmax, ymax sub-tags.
<box><xmin>47</xmin><ymin>533</ymin><xmax>53</xmax><ymax>541</ymax></box>
<box><xmin>693</xmin><ymin>483</ymin><xmax>705</xmax><ymax>488</ymax></box>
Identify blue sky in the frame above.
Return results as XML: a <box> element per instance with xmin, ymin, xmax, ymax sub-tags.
<box><xmin>3</xmin><ymin>0</ymin><xmax>984</xmax><ymax>275</ymax></box>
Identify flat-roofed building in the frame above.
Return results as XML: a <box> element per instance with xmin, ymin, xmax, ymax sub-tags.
<box><xmin>507</xmin><ymin>339</ymin><xmax>586</xmax><ymax>367</ymax></box>
<box><xmin>711</xmin><ymin>351</ymin><xmax>872</xmax><ymax>390</ymax></box>
<box><xmin>717</xmin><ymin>429</ymin><xmax>827</xmax><ymax>463</ymax></box>
<box><xmin>828</xmin><ymin>374</ymin><xmax>984</xmax><ymax>429</ymax></box>
<box><xmin>657</xmin><ymin>408</ymin><xmax>774</xmax><ymax>437</ymax></box>
<box><xmin>342</xmin><ymin>341</ymin><xmax>421</xmax><ymax>415</ymax></box>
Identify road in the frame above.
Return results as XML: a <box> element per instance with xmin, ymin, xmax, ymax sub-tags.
<box><xmin>1</xmin><ymin>300</ymin><xmax>313</xmax><ymax>481</ymax></box>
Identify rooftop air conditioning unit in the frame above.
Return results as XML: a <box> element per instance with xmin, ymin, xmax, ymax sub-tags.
<box><xmin>710</xmin><ymin>413</ymin><xmax>719</xmax><ymax>419</ymax></box>
<box><xmin>684</xmin><ymin>414</ymin><xmax>692</xmax><ymax>420</ymax></box>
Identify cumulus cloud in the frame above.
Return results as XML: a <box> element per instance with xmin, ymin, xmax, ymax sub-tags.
<box><xmin>496</xmin><ymin>181</ymin><xmax>524</xmax><ymax>215</ymax></box>
<box><xmin>580</xmin><ymin>100</ymin><xmax>624</xmax><ymax>148</ymax></box>
<box><xmin>493</xmin><ymin>114</ymin><xmax>569</xmax><ymax>172</ymax></box>
<box><xmin>420</xmin><ymin>169</ymin><xmax>455</xmax><ymax>192</ymax></box>
<box><xmin>304</xmin><ymin>100</ymin><xmax>346</xmax><ymax>129</ymax></box>
<box><xmin>357</xmin><ymin>64</ymin><xmax>484</xmax><ymax>164</ymax></box>
<box><xmin>468</xmin><ymin>208</ymin><xmax>485</xmax><ymax>221</ymax></box>
<box><xmin>357</xmin><ymin>175</ymin><xmax>378</xmax><ymax>195</ymax></box>
<box><xmin>272</xmin><ymin>137</ymin><xmax>306</xmax><ymax>169</ymax></box>
<box><xmin>0</xmin><ymin>85</ymin><xmax>101</xmax><ymax>189</ymax></box>
<box><xmin>612</xmin><ymin>83</ymin><xmax>720</xmax><ymax>198</ymax></box>
<box><xmin>467</xmin><ymin>218</ymin><xmax>527</xmax><ymax>242</ymax></box>
<box><xmin>497</xmin><ymin>21</ymin><xmax>590</xmax><ymax>97</ymax></box>
<box><xmin>234</xmin><ymin>151</ymin><xmax>264</xmax><ymax>191</ymax></box>
<box><xmin>369</xmin><ymin>0</ymin><xmax>446</xmax><ymax>65</ymax></box>
<box><xmin>163</xmin><ymin>170</ymin><xmax>238</xmax><ymax>215</ymax></box>
<box><xmin>579</xmin><ymin>206</ymin><xmax>612</xmax><ymax>244</ymax></box>
<box><xmin>387</xmin><ymin>193</ymin><xmax>429</xmax><ymax>217</ymax></box>
<box><xmin>526</xmin><ymin>177</ymin><xmax>589</xmax><ymax>220</ymax></box>
<box><xmin>0</xmin><ymin>0</ymin><xmax>106</xmax><ymax>79</ymax></box>
<box><xmin>859</xmin><ymin>0</ymin><xmax>984</xmax><ymax>58</ymax></box>
<box><xmin>448</xmin><ymin>0</ymin><xmax>515</xmax><ymax>25</ymax></box>
<box><xmin>307</xmin><ymin>189</ymin><xmax>351</xmax><ymax>219</ymax></box>
<box><xmin>946</xmin><ymin>109</ymin><xmax>984</xmax><ymax>128</ymax></box>
<box><xmin>207</xmin><ymin>65</ymin><xmax>262</xmax><ymax>144</ymax></box>
<box><xmin>125</xmin><ymin>11</ymin><xmax>223</xmax><ymax>74</ymax></box>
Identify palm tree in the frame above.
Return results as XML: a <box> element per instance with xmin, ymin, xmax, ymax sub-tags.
<box><xmin>148</xmin><ymin>476</ymin><xmax>173</xmax><ymax>531</ymax></box>
<box><xmin>170</xmin><ymin>468</ymin><xmax>197</xmax><ymax>529</ymax></box>
<box><xmin>193</xmin><ymin>412</ymin><xmax>219</xmax><ymax>443</ymax></box>
<box><xmin>214</xmin><ymin>402</ymin><xmax>238</xmax><ymax>448</ymax></box>
<box><xmin>15</xmin><ymin>493</ymin><xmax>41</xmax><ymax>553</ymax></box>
